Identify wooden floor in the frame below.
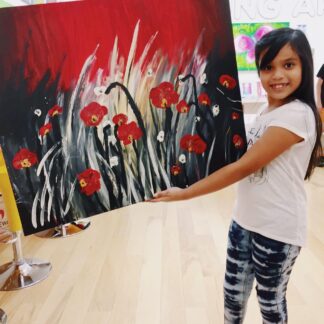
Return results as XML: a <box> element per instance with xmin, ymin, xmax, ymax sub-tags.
<box><xmin>0</xmin><ymin>168</ymin><xmax>323</xmax><ymax>324</ymax></box>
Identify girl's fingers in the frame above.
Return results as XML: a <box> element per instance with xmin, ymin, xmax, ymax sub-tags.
<box><xmin>145</xmin><ymin>191</ymin><xmax>167</xmax><ymax>202</ymax></box>
<box><xmin>150</xmin><ymin>193</ymin><xmax>167</xmax><ymax>202</ymax></box>
<box><xmin>153</xmin><ymin>190</ymin><xmax>169</xmax><ymax>198</ymax></box>
<box><xmin>147</xmin><ymin>187</ymin><xmax>183</xmax><ymax>202</ymax></box>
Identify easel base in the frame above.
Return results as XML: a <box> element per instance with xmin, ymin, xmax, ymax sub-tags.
<box><xmin>35</xmin><ymin>220</ymin><xmax>91</xmax><ymax>238</ymax></box>
<box><xmin>0</xmin><ymin>258</ymin><xmax>52</xmax><ymax>291</ymax></box>
<box><xmin>0</xmin><ymin>308</ymin><xmax>7</xmax><ymax>324</ymax></box>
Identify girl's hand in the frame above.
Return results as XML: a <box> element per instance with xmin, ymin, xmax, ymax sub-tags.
<box><xmin>150</xmin><ymin>187</ymin><xmax>187</xmax><ymax>202</ymax></box>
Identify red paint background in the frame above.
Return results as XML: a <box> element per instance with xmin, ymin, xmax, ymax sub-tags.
<box><xmin>0</xmin><ymin>0</ymin><xmax>232</xmax><ymax>91</ymax></box>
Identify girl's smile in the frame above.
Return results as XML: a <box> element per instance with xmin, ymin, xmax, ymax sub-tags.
<box><xmin>259</xmin><ymin>44</ymin><xmax>302</xmax><ymax>108</ymax></box>
<box><xmin>270</xmin><ymin>82</ymin><xmax>289</xmax><ymax>89</ymax></box>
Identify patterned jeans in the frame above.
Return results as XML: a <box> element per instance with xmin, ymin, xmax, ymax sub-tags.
<box><xmin>224</xmin><ymin>220</ymin><xmax>301</xmax><ymax>324</ymax></box>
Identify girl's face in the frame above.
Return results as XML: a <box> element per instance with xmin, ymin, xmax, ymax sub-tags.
<box><xmin>259</xmin><ymin>44</ymin><xmax>302</xmax><ymax>108</ymax></box>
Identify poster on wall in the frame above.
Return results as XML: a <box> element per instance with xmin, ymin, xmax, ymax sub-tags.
<box><xmin>233</xmin><ymin>22</ymin><xmax>289</xmax><ymax>71</ymax></box>
<box><xmin>0</xmin><ymin>0</ymin><xmax>246</xmax><ymax>235</ymax></box>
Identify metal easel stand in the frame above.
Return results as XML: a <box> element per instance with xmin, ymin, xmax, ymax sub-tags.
<box><xmin>35</xmin><ymin>219</ymin><xmax>91</xmax><ymax>238</ymax></box>
<box><xmin>0</xmin><ymin>231</ymin><xmax>51</xmax><ymax>291</ymax></box>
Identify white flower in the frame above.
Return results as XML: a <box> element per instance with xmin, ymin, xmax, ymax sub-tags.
<box><xmin>108</xmin><ymin>135</ymin><xmax>117</xmax><ymax>145</ymax></box>
<box><xmin>34</xmin><ymin>109</ymin><xmax>42</xmax><ymax>117</ymax></box>
<box><xmin>109</xmin><ymin>156</ymin><xmax>119</xmax><ymax>167</ymax></box>
<box><xmin>212</xmin><ymin>105</ymin><xmax>220</xmax><ymax>117</ymax></box>
<box><xmin>200</xmin><ymin>73</ymin><xmax>207</xmax><ymax>84</ymax></box>
<box><xmin>102</xmin><ymin>120</ymin><xmax>113</xmax><ymax>128</ymax></box>
<box><xmin>147</xmin><ymin>68</ymin><xmax>153</xmax><ymax>76</ymax></box>
<box><xmin>178</xmin><ymin>74</ymin><xmax>185</xmax><ymax>85</ymax></box>
<box><xmin>194</xmin><ymin>116</ymin><xmax>201</xmax><ymax>122</ymax></box>
<box><xmin>179</xmin><ymin>154</ymin><xmax>186</xmax><ymax>164</ymax></box>
<box><xmin>94</xmin><ymin>86</ymin><xmax>106</xmax><ymax>96</ymax></box>
<box><xmin>157</xmin><ymin>131</ymin><xmax>165</xmax><ymax>142</ymax></box>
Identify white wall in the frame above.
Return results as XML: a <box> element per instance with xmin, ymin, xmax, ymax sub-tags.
<box><xmin>3</xmin><ymin>0</ymin><xmax>75</xmax><ymax>5</ymax></box>
<box><xmin>229</xmin><ymin>0</ymin><xmax>324</xmax><ymax>106</ymax></box>
<box><xmin>3</xmin><ymin>0</ymin><xmax>29</xmax><ymax>5</ymax></box>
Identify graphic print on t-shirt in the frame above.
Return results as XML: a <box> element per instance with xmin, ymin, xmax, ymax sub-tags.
<box><xmin>247</xmin><ymin>122</ymin><xmax>268</xmax><ymax>184</ymax></box>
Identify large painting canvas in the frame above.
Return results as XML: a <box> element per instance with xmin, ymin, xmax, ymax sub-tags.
<box><xmin>0</xmin><ymin>0</ymin><xmax>246</xmax><ymax>235</ymax></box>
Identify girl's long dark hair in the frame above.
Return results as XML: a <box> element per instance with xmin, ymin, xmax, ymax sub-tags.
<box><xmin>255</xmin><ymin>27</ymin><xmax>322</xmax><ymax>180</ymax></box>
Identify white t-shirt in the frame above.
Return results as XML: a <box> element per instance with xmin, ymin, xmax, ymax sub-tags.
<box><xmin>233</xmin><ymin>100</ymin><xmax>316</xmax><ymax>247</ymax></box>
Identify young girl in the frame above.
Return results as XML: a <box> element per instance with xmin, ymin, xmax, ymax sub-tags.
<box><xmin>152</xmin><ymin>28</ymin><xmax>323</xmax><ymax>323</ymax></box>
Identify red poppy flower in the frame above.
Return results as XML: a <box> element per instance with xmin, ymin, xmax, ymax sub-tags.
<box><xmin>149</xmin><ymin>82</ymin><xmax>179</xmax><ymax>108</ymax></box>
<box><xmin>117</xmin><ymin>121</ymin><xmax>143</xmax><ymax>145</ymax></box>
<box><xmin>39</xmin><ymin>123</ymin><xmax>52</xmax><ymax>137</ymax></box>
<box><xmin>112</xmin><ymin>113</ymin><xmax>128</xmax><ymax>126</ymax></box>
<box><xmin>233</xmin><ymin>134</ymin><xmax>244</xmax><ymax>149</ymax></box>
<box><xmin>180</xmin><ymin>134</ymin><xmax>207</xmax><ymax>154</ymax></box>
<box><xmin>219</xmin><ymin>74</ymin><xmax>237</xmax><ymax>90</ymax></box>
<box><xmin>198</xmin><ymin>93</ymin><xmax>211</xmax><ymax>106</ymax></box>
<box><xmin>232</xmin><ymin>112</ymin><xmax>240</xmax><ymax>120</ymax></box>
<box><xmin>171</xmin><ymin>165</ymin><xmax>182</xmax><ymax>176</ymax></box>
<box><xmin>80</xmin><ymin>102</ymin><xmax>108</xmax><ymax>126</ymax></box>
<box><xmin>77</xmin><ymin>169</ymin><xmax>101</xmax><ymax>196</ymax></box>
<box><xmin>48</xmin><ymin>105</ymin><xmax>63</xmax><ymax>117</ymax></box>
<box><xmin>176</xmin><ymin>100</ymin><xmax>190</xmax><ymax>113</ymax></box>
<box><xmin>12</xmin><ymin>149</ymin><xmax>38</xmax><ymax>169</ymax></box>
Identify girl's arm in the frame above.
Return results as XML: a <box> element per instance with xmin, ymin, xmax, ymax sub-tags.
<box><xmin>152</xmin><ymin>126</ymin><xmax>302</xmax><ymax>202</ymax></box>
